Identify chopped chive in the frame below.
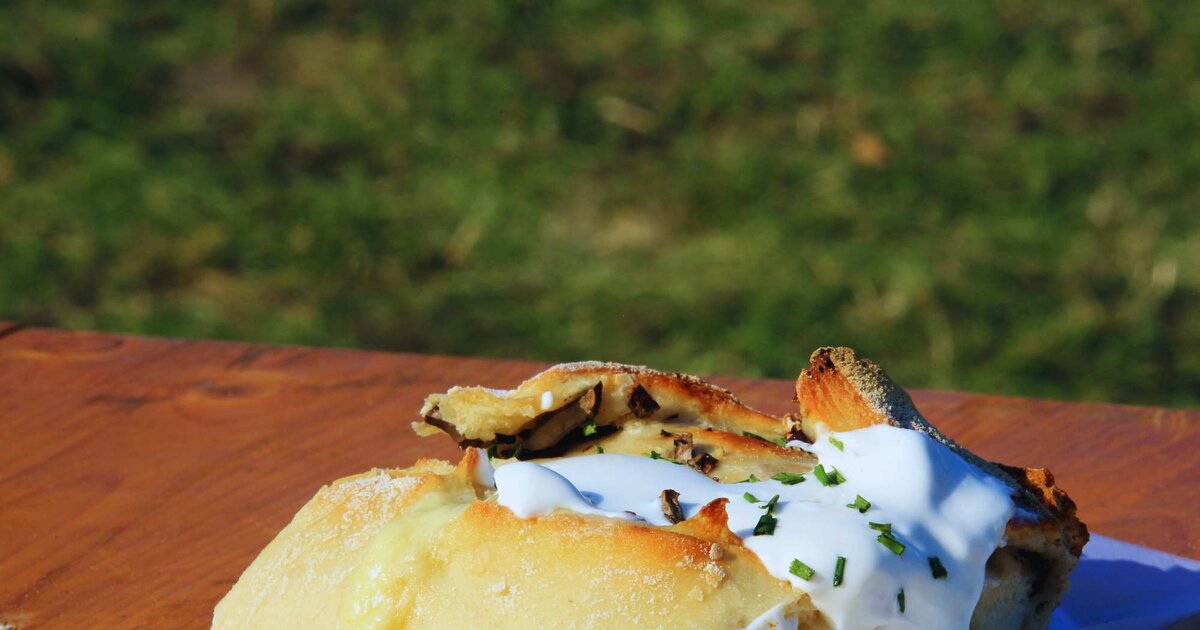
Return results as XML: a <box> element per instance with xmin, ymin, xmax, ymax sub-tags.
<box><xmin>846</xmin><ymin>495</ymin><xmax>871</xmax><ymax>513</ymax></box>
<box><xmin>812</xmin><ymin>464</ymin><xmax>831</xmax><ymax>485</ymax></box>
<box><xmin>743</xmin><ymin>492</ymin><xmax>760</xmax><ymax>503</ymax></box>
<box><xmin>868</xmin><ymin>522</ymin><xmax>892</xmax><ymax>535</ymax></box>
<box><xmin>771</xmin><ymin>472</ymin><xmax>806</xmax><ymax>485</ymax></box>
<box><xmin>736</xmin><ymin>474</ymin><xmax>760</xmax><ymax>483</ymax></box>
<box><xmin>830</xmin><ymin>467</ymin><xmax>846</xmax><ymax>484</ymax></box>
<box><xmin>594</xmin><ymin>445</ymin><xmax>604</xmax><ymax>454</ymax></box>
<box><xmin>929</xmin><ymin>556</ymin><xmax>948</xmax><ymax>579</ymax></box>
<box><xmin>829</xmin><ymin>436</ymin><xmax>844</xmax><ymax>451</ymax></box>
<box><xmin>648</xmin><ymin>451</ymin><xmax>682</xmax><ymax>464</ymax></box>
<box><xmin>897</xmin><ymin>588</ymin><xmax>906</xmax><ymax>613</ymax></box>
<box><xmin>742</xmin><ymin>431</ymin><xmax>789</xmax><ymax>447</ymax></box>
<box><xmin>582</xmin><ymin>422</ymin><xmax>597</xmax><ymax>436</ymax></box>
<box><xmin>833</xmin><ymin>556</ymin><xmax>846</xmax><ymax>587</ymax></box>
<box><xmin>486</xmin><ymin>445</ymin><xmax>498</xmax><ymax>459</ymax></box>
<box><xmin>788</xmin><ymin>559</ymin><xmax>815</xmax><ymax>581</ymax></box>
<box><xmin>752</xmin><ymin>491</ymin><xmax>781</xmax><ymax>535</ymax></box>
<box><xmin>877</xmin><ymin>533</ymin><xmax>906</xmax><ymax>556</ymax></box>
<box><xmin>753</xmin><ymin>512</ymin><xmax>777</xmax><ymax>536</ymax></box>
<box><xmin>813</xmin><ymin>464</ymin><xmax>844</xmax><ymax>486</ymax></box>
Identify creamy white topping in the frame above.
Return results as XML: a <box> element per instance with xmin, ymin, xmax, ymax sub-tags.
<box><xmin>494</xmin><ymin>460</ymin><xmax>636</xmax><ymax>521</ymax></box>
<box><xmin>470</xmin><ymin>450</ymin><xmax>496</xmax><ymax>488</ymax></box>
<box><xmin>490</xmin><ymin>425</ymin><xmax>1014</xmax><ymax>629</ymax></box>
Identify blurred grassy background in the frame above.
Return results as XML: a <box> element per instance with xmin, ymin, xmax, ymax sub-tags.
<box><xmin>1</xmin><ymin>1</ymin><xmax>1197</xmax><ymax>406</ymax></box>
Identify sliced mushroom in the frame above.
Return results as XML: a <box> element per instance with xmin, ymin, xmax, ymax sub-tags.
<box><xmin>627</xmin><ymin>384</ymin><xmax>660</xmax><ymax>418</ymax></box>
<box><xmin>672</xmin><ymin>432</ymin><xmax>694</xmax><ymax>461</ymax></box>
<box><xmin>522</xmin><ymin>382</ymin><xmax>603</xmax><ymax>451</ymax></box>
<box><xmin>422</xmin><ymin>405</ymin><xmax>470</xmax><ymax>444</ymax></box>
<box><xmin>689</xmin><ymin>452</ymin><xmax>719</xmax><ymax>475</ymax></box>
<box><xmin>660</xmin><ymin>489</ymin><xmax>684</xmax><ymax>524</ymax></box>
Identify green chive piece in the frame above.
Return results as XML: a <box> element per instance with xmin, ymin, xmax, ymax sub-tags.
<box><xmin>897</xmin><ymin>588</ymin><xmax>906</xmax><ymax>613</ymax></box>
<box><xmin>735</xmin><ymin>473</ymin><xmax>760</xmax><ymax>483</ymax></box>
<box><xmin>594</xmin><ymin>445</ymin><xmax>604</xmax><ymax>454</ymax></box>
<box><xmin>742</xmin><ymin>431</ymin><xmax>789</xmax><ymax>447</ymax></box>
<box><xmin>743</xmin><ymin>492</ymin><xmax>760</xmax><ymax>503</ymax></box>
<box><xmin>877</xmin><ymin>533</ymin><xmax>906</xmax><ymax>555</ymax></box>
<box><xmin>929</xmin><ymin>556</ymin><xmax>948</xmax><ymax>579</ymax></box>
<box><xmin>753</xmin><ymin>512</ymin><xmax>777</xmax><ymax>536</ymax></box>
<box><xmin>788</xmin><ymin>559</ymin><xmax>815</xmax><ymax>581</ymax></box>
<box><xmin>846</xmin><ymin>495</ymin><xmax>871</xmax><ymax>513</ymax></box>
<box><xmin>582</xmin><ymin>422</ymin><xmax>597</xmax><ymax>436</ymax></box>
<box><xmin>771</xmin><ymin>472</ymin><xmax>806</xmax><ymax>485</ymax></box>
<box><xmin>486</xmin><ymin>445</ymin><xmax>498</xmax><ymax>459</ymax></box>
<box><xmin>830</xmin><ymin>467</ymin><xmax>847</xmax><ymax>484</ymax></box>
<box><xmin>813</xmin><ymin>464</ymin><xmax>844</xmax><ymax>486</ymax></box>
<box><xmin>829</xmin><ymin>436</ymin><xmax>844</xmax><ymax>451</ymax></box>
<box><xmin>833</xmin><ymin>556</ymin><xmax>846</xmax><ymax>587</ymax></box>
<box><xmin>813</xmin><ymin>464</ymin><xmax>831</xmax><ymax>485</ymax></box>
<box><xmin>750</xmin><ymin>493</ymin><xmax>781</xmax><ymax>534</ymax></box>
<box><xmin>869</xmin><ymin>522</ymin><xmax>893</xmax><ymax>535</ymax></box>
<box><xmin>648</xmin><ymin>451</ymin><xmax>681</xmax><ymax>464</ymax></box>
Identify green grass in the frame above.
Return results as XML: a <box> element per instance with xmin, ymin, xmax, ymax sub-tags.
<box><xmin>1</xmin><ymin>1</ymin><xmax>1197</xmax><ymax>406</ymax></box>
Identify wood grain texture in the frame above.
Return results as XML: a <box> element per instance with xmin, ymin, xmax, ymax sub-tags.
<box><xmin>0</xmin><ymin>327</ymin><xmax>1196</xmax><ymax>628</ymax></box>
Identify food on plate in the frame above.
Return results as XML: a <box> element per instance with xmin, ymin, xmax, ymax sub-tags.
<box><xmin>214</xmin><ymin>347</ymin><xmax>1086</xmax><ymax>629</ymax></box>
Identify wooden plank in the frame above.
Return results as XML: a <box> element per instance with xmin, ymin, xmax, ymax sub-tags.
<box><xmin>0</xmin><ymin>321</ymin><xmax>21</xmax><ymax>341</ymax></box>
<box><xmin>0</xmin><ymin>327</ymin><xmax>1196</xmax><ymax>628</ymax></box>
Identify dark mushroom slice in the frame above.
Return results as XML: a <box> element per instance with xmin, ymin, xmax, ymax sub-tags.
<box><xmin>689</xmin><ymin>452</ymin><xmax>719</xmax><ymax>475</ymax></box>
<box><xmin>660</xmin><ymin>489</ymin><xmax>684</xmax><ymax>524</ymax></box>
<box><xmin>521</xmin><ymin>382</ymin><xmax>603</xmax><ymax>451</ymax></box>
<box><xmin>422</xmin><ymin>405</ymin><xmax>489</xmax><ymax>449</ymax></box>
<box><xmin>627</xmin><ymin>383</ymin><xmax>661</xmax><ymax>418</ymax></box>
<box><xmin>671</xmin><ymin>432</ymin><xmax>694</xmax><ymax>461</ymax></box>
<box><xmin>658</xmin><ymin>429</ymin><xmax>721</xmax><ymax>475</ymax></box>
